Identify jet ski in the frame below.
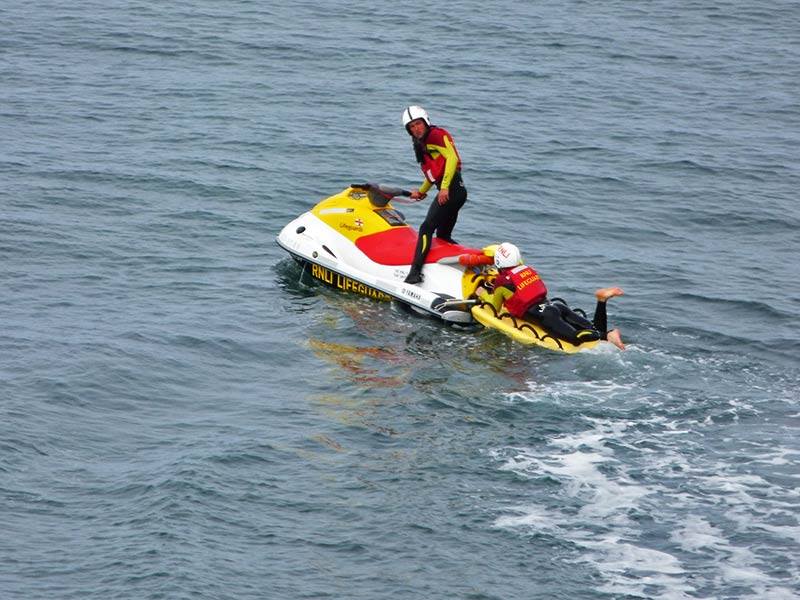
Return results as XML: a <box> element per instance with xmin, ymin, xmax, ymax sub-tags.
<box><xmin>276</xmin><ymin>184</ymin><xmax>493</xmax><ymax>323</ymax></box>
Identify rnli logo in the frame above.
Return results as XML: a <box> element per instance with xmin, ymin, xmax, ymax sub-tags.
<box><xmin>310</xmin><ymin>264</ymin><xmax>391</xmax><ymax>301</ymax></box>
<box><xmin>497</xmin><ymin>246</ymin><xmax>511</xmax><ymax>260</ymax></box>
<box><xmin>517</xmin><ymin>272</ymin><xmax>540</xmax><ymax>290</ymax></box>
<box><xmin>355</xmin><ymin>218</ymin><xmax>364</xmax><ymax>227</ymax></box>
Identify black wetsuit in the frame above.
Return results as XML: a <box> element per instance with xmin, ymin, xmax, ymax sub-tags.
<box><xmin>525</xmin><ymin>298</ymin><xmax>609</xmax><ymax>345</ymax></box>
<box><xmin>409</xmin><ymin>171</ymin><xmax>468</xmax><ymax>274</ymax></box>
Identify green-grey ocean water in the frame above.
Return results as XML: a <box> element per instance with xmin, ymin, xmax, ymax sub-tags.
<box><xmin>2</xmin><ymin>2</ymin><xmax>799</xmax><ymax>598</ymax></box>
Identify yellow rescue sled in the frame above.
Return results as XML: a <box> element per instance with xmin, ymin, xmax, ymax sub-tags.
<box><xmin>470</xmin><ymin>302</ymin><xmax>601</xmax><ymax>354</ymax></box>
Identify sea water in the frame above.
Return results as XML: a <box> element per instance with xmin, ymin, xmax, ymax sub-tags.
<box><xmin>2</xmin><ymin>1</ymin><xmax>799</xmax><ymax>598</ymax></box>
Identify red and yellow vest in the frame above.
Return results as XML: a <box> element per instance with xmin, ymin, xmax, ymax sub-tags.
<box><xmin>495</xmin><ymin>265</ymin><xmax>548</xmax><ymax>317</ymax></box>
<box><xmin>419</xmin><ymin>126</ymin><xmax>461</xmax><ymax>189</ymax></box>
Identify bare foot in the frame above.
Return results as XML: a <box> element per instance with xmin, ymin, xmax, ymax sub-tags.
<box><xmin>606</xmin><ymin>329</ymin><xmax>626</xmax><ymax>350</ymax></box>
<box><xmin>595</xmin><ymin>287</ymin><xmax>625</xmax><ymax>302</ymax></box>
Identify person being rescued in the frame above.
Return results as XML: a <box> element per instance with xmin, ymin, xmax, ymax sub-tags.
<box><xmin>474</xmin><ymin>242</ymin><xmax>626</xmax><ymax>350</ymax></box>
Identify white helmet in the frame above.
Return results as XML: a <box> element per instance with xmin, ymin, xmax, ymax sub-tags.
<box><xmin>402</xmin><ymin>105</ymin><xmax>430</xmax><ymax>129</ymax></box>
<box><xmin>494</xmin><ymin>242</ymin><xmax>522</xmax><ymax>268</ymax></box>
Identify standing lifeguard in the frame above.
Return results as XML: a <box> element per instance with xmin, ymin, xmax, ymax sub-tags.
<box><xmin>402</xmin><ymin>106</ymin><xmax>468</xmax><ymax>284</ymax></box>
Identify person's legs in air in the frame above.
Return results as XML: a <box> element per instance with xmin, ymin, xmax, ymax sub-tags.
<box><xmin>592</xmin><ymin>287</ymin><xmax>625</xmax><ymax>350</ymax></box>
